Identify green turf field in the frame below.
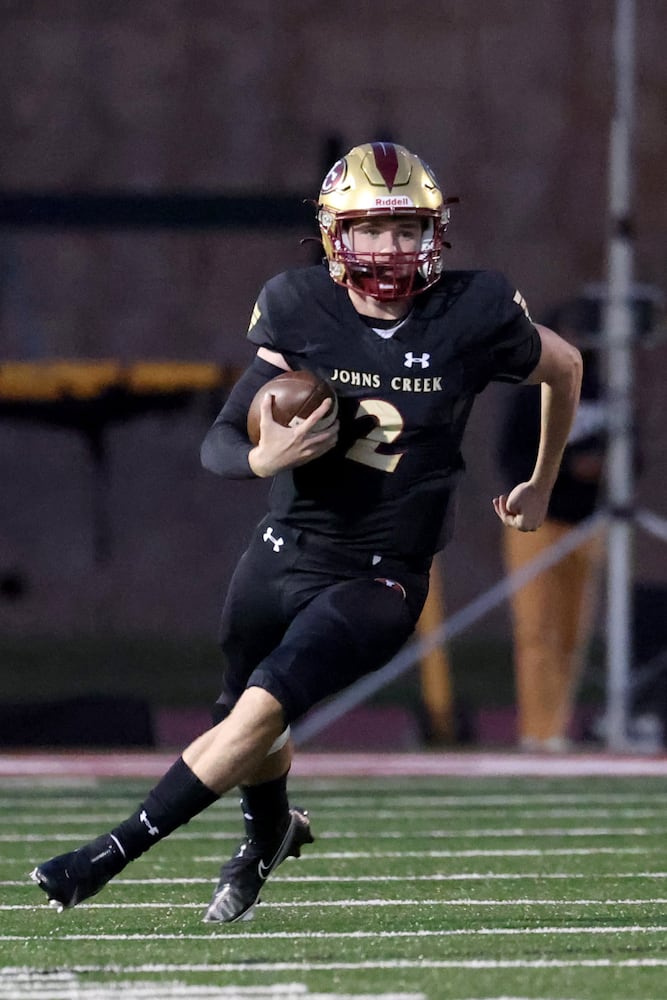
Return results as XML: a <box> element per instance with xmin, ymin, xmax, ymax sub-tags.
<box><xmin>2</xmin><ymin>774</ymin><xmax>666</xmax><ymax>999</ymax></box>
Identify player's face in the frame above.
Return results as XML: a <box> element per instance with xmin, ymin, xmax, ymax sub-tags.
<box><xmin>348</xmin><ymin>216</ymin><xmax>423</xmax><ymax>259</ymax></box>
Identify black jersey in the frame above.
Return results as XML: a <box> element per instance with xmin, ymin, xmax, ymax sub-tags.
<box><xmin>243</xmin><ymin>264</ymin><xmax>540</xmax><ymax>559</ymax></box>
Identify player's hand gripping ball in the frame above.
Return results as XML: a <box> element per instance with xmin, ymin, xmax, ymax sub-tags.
<box><xmin>247</xmin><ymin>370</ymin><xmax>338</xmax><ymax>445</ymax></box>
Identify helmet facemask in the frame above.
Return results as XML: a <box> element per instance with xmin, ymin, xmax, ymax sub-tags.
<box><xmin>320</xmin><ymin>210</ymin><xmax>446</xmax><ymax>301</ymax></box>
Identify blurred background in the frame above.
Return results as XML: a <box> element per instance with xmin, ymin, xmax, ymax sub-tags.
<box><xmin>1</xmin><ymin>0</ymin><xmax>665</xmax><ymax>750</ymax></box>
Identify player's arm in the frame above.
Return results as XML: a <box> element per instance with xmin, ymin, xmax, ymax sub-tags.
<box><xmin>200</xmin><ymin>353</ymin><xmax>286</xmax><ymax>478</ymax></box>
<box><xmin>493</xmin><ymin>324</ymin><xmax>582</xmax><ymax>531</ymax></box>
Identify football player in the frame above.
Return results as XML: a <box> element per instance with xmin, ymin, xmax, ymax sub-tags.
<box><xmin>31</xmin><ymin>142</ymin><xmax>582</xmax><ymax>923</ymax></box>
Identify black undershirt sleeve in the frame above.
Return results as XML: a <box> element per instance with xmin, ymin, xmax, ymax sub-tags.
<box><xmin>487</xmin><ymin>305</ymin><xmax>542</xmax><ymax>383</ymax></box>
<box><xmin>200</xmin><ymin>355</ymin><xmax>286</xmax><ymax>478</ymax></box>
<box><xmin>491</xmin><ymin>322</ymin><xmax>542</xmax><ymax>383</ymax></box>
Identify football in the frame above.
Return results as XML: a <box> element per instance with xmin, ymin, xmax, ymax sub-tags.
<box><xmin>246</xmin><ymin>370</ymin><xmax>338</xmax><ymax>445</ymax></box>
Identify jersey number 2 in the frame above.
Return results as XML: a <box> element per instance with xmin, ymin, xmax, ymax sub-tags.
<box><xmin>345</xmin><ymin>399</ymin><xmax>404</xmax><ymax>473</ymax></box>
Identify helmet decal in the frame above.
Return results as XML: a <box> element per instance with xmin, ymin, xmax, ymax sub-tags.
<box><xmin>320</xmin><ymin>158</ymin><xmax>346</xmax><ymax>194</ymax></box>
<box><xmin>369</xmin><ymin>142</ymin><xmax>400</xmax><ymax>190</ymax></box>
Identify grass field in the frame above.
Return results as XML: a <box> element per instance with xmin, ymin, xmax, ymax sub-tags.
<box><xmin>2</xmin><ymin>769</ymin><xmax>667</xmax><ymax>999</ymax></box>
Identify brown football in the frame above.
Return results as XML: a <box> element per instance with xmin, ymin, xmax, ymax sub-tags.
<box><xmin>246</xmin><ymin>370</ymin><xmax>338</xmax><ymax>445</ymax></box>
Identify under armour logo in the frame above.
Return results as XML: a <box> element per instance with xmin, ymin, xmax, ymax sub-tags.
<box><xmin>404</xmin><ymin>352</ymin><xmax>430</xmax><ymax>369</ymax></box>
<box><xmin>262</xmin><ymin>527</ymin><xmax>284</xmax><ymax>552</ymax></box>
<box><xmin>139</xmin><ymin>810</ymin><xmax>160</xmax><ymax>837</ymax></box>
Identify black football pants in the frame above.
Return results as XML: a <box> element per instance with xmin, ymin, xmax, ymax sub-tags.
<box><xmin>213</xmin><ymin>516</ymin><xmax>430</xmax><ymax>725</ymax></box>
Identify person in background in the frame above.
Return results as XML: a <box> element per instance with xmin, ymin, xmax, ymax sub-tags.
<box><xmin>498</xmin><ymin>298</ymin><xmax>606</xmax><ymax>752</ymax></box>
<box><xmin>415</xmin><ymin>561</ymin><xmax>457</xmax><ymax>746</ymax></box>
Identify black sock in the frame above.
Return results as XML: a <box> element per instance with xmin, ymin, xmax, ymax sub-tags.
<box><xmin>240</xmin><ymin>772</ymin><xmax>290</xmax><ymax>848</ymax></box>
<box><xmin>112</xmin><ymin>756</ymin><xmax>219</xmax><ymax>862</ymax></box>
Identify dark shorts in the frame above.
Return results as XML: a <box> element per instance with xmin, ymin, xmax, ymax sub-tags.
<box><xmin>213</xmin><ymin>516</ymin><xmax>431</xmax><ymax>725</ymax></box>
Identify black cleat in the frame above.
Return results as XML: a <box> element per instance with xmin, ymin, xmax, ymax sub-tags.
<box><xmin>203</xmin><ymin>806</ymin><xmax>314</xmax><ymax>924</ymax></box>
<box><xmin>30</xmin><ymin>833</ymin><xmax>126</xmax><ymax>912</ymax></box>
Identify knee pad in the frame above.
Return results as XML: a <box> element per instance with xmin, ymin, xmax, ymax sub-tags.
<box><xmin>266</xmin><ymin>726</ymin><xmax>290</xmax><ymax>755</ymax></box>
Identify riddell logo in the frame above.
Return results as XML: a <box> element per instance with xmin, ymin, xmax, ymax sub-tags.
<box><xmin>374</xmin><ymin>196</ymin><xmax>412</xmax><ymax>208</ymax></box>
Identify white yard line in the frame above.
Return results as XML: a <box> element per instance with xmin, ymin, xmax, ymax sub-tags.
<box><xmin>2</xmin><ymin>807</ymin><xmax>666</xmax><ymax>824</ymax></box>
<box><xmin>5</xmin><ymin>871</ymin><xmax>667</xmax><ymax>888</ymax></box>
<box><xmin>6</xmin><ymin>897</ymin><xmax>667</xmax><ymax>910</ymax></box>
<box><xmin>0</xmin><ymin>825</ymin><xmax>659</xmax><ymax>843</ymax></box>
<box><xmin>2</xmin><ymin>924</ymin><xmax>667</xmax><ymax>942</ymax></box>
<box><xmin>4</xmin><ymin>959</ymin><xmax>667</xmax><ymax>971</ymax></box>
<box><xmin>0</xmin><ymin>971</ymin><xmax>424</xmax><ymax>1000</ymax></box>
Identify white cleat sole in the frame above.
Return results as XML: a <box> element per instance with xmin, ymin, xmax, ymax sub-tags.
<box><xmin>30</xmin><ymin>866</ymin><xmax>65</xmax><ymax>913</ymax></box>
<box><xmin>202</xmin><ymin>898</ymin><xmax>256</xmax><ymax>924</ymax></box>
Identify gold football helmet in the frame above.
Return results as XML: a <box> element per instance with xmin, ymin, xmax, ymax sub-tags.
<box><xmin>317</xmin><ymin>142</ymin><xmax>452</xmax><ymax>301</ymax></box>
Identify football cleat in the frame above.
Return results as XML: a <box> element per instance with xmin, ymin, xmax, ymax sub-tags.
<box><xmin>203</xmin><ymin>806</ymin><xmax>314</xmax><ymax>924</ymax></box>
<box><xmin>30</xmin><ymin>833</ymin><xmax>126</xmax><ymax>912</ymax></box>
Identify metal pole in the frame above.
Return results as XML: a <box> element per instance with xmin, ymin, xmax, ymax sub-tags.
<box><xmin>604</xmin><ymin>0</ymin><xmax>636</xmax><ymax>750</ymax></box>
